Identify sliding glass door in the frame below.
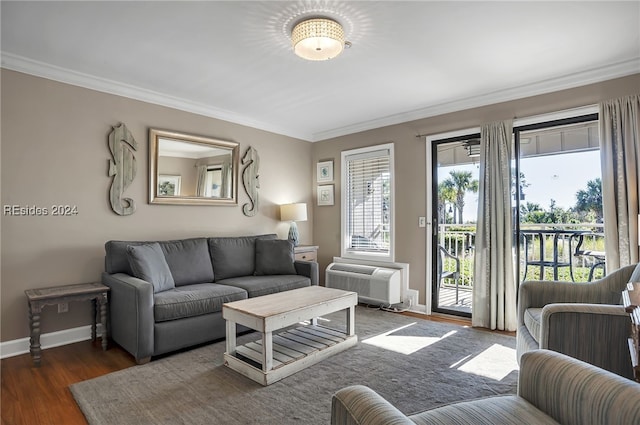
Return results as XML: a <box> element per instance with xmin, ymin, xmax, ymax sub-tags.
<box><xmin>431</xmin><ymin>135</ymin><xmax>480</xmax><ymax>317</ymax></box>
<box><xmin>514</xmin><ymin>114</ymin><xmax>602</xmax><ymax>285</ymax></box>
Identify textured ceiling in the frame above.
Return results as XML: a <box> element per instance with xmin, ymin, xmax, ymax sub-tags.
<box><xmin>2</xmin><ymin>1</ymin><xmax>639</xmax><ymax>141</ymax></box>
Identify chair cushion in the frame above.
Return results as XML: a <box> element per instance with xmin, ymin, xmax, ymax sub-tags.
<box><xmin>218</xmin><ymin>275</ymin><xmax>310</xmax><ymax>298</ymax></box>
<box><xmin>410</xmin><ymin>395</ymin><xmax>560</xmax><ymax>425</ymax></box>
<box><xmin>524</xmin><ymin>308</ymin><xmax>542</xmax><ymax>343</ymax></box>
<box><xmin>255</xmin><ymin>239</ymin><xmax>296</xmax><ymax>276</ymax></box>
<box><xmin>153</xmin><ymin>283</ymin><xmax>247</xmax><ymax>322</ymax></box>
<box><xmin>159</xmin><ymin>238</ymin><xmax>214</xmax><ymax>286</ymax></box>
<box><xmin>209</xmin><ymin>234</ymin><xmax>276</xmax><ymax>281</ymax></box>
<box><xmin>126</xmin><ymin>243</ymin><xmax>175</xmax><ymax>293</ymax></box>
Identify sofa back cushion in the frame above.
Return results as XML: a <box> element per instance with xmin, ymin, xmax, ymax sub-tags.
<box><xmin>105</xmin><ymin>238</ymin><xmax>214</xmax><ymax>286</ymax></box>
<box><xmin>209</xmin><ymin>234</ymin><xmax>276</xmax><ymax>281</ymax></box>
<box><xmin>105</xmin><ymin>240</ymin><xmax>149</xmax><ymax>275</ymax></box>
<box><xmin>160</xmin><ymin>238</ymin><xmax>214</xmax><ymax>286</ymax></box>
<box><xmin>126</xmin><ymin>243</ymin><xmax>175</xmax><ymax>293</ymax></box>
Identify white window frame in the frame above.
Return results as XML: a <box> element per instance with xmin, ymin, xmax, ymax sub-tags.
<box><xmin>341</xmin><ymin>143</ymin><xmax>395</xmax><ymax>262</ymax></box>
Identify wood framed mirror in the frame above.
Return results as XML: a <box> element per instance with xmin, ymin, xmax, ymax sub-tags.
<box><xmin>149</xmin><ymin>129</ymin><xmax>239</xmax><ymax>205</ymax></box>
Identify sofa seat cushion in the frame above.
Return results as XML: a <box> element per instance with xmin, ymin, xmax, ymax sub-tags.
<box><xmin>153</xmin><ymin>283</ymin><xmax>247</xmax><ymax>322</ymax></box>
<box><xmin>410</xmin><ymin>395</ymin><xmax>560</xmax><ymax>425</ymax></box>
<box><xmin>218</xmin><ymin>275</ymin><xmax>310</xmax><ymax>298</ymax></box>
<box><xmin>524</xmin><ymin>308</ymin><xmax>542</xmax><ymax>343</ymax></box>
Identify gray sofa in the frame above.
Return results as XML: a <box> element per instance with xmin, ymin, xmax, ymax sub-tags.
<box><xmin>102</xmin><ymin>234</ymin><xmax>318</xmax><ymax>364</ymax></box>
<box><xmin>517</xmin><ymin>262</ymin><xmax>639</xmax><ymax>379</ymax></box>
<box><xmin>331</xmin><ymin>349</ymin><xmax>640</xmax><ymax>424</ymax></box>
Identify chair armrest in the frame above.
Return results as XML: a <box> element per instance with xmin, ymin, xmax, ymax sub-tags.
<box><xmin>331</xmin><ymin>385</ymin><xmax>414</xmax><ymax>425</ymax></box>
<box><xmin>539</xmin><ymin>303</ymin><xmax>634</xmax><ymax>378</ymax></box>
<box><xmin>518</xmin><ymin>350</ymin><xmax>640</xmax><ymax>424</ymax></box>
<box><xmin>294</xmin><ymin>260</ymin><xmax>319</xmax><ymax>285</ymax></box>
<box><xmin>101</xmin><ymin>272</ymin><xmax>154</xmax><ymax>362</ymax></box>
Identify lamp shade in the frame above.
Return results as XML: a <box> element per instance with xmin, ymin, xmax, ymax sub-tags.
<box><xmin>291</xmin><ymin>18</ymin><xmax>344</xmax><ymax>61</ymax></box>
<box><xmin>281</xmin><ymin>203</ymin><xmax>307</xmax><ymax>222</ymax></box>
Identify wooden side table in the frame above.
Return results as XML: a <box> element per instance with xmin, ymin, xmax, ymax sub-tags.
<box><xmin>25</xmin><ymin>282</ymin><xmax>110</xmax><ymax>366</ymax></box>
<box><xmin>294</xmin><ymin>245</ymin><xmax>318</xmax><ymax>262</ymax></box>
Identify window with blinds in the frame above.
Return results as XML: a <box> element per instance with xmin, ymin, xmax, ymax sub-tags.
<box><xmin>341</xmin><ymin>144</ymin><xmax>394</xmax><ymax>260</ymax></box>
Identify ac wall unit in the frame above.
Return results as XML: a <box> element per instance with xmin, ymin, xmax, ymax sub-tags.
<box><xmin>325</xmin><ymin>263</ymin><xmax>401</xmax><ymax>305</ymax></box>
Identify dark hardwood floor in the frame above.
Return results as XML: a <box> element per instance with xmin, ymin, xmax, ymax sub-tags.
<box><xmin>1</xmin><ymin>340</ymin><xmax>135</xmax><ymax>425</ymax></box>
<box><xmin>0</xmin><ymin>312</ymin><xmax>513</xmax><ymax>425</ymax></box>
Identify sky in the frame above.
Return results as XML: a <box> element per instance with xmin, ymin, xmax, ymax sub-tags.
<box><xmin>438</xmin><ymin>150</ymin><xmax>601</xmax><ymax>223</ymax></box>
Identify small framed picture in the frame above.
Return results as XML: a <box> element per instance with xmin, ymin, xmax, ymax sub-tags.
<box><xmin>158</xmin><ymin>175</ymin><xmax>181</xmax><ymax>196</ymax></box>
<box><xmin>317</xmin><ymin>160</ymin><xmax>334</xmax><ymax>183</ymax></box>
<box><xmin>317</xmin><ymin>184</ymin><xmax>334</xmax><ymax>206</ymax></box>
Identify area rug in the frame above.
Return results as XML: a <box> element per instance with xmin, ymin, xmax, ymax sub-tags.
<box><xmin>70</xmin><ymin>307</ymin><xmax>518</xmax><ymax>425</ymax></box>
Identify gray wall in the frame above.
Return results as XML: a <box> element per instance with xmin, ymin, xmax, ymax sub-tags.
<box><xmin>1</xmin><ymin>69</ymin><xmax>313</xmax><ymax>342</ymax></box>
<box><xmin>311</xmin><ymin>74</ymin><xmax>640</xmax><ymax>305</ymax></box>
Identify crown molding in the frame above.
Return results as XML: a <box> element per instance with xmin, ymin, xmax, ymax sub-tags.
<box><xmin>0</xmin><ymin>52</ymin><xmax>313</xmax><ymax>142</ymax></box>
<box><xmin>311</xmin><ymin>57</ymin><xmax>640</xmax><ymax>142</ymax></box>
<box><xmin>2</xmin><ymin>52</ymin><xmax>638</xmax><ymax>143</ymax></box>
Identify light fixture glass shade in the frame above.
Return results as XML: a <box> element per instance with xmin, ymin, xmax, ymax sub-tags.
<box><xmin>292</xmin><ymin>18</ymin><xmax>344</xmax><ymax>61</ymax></box>
<box><xmin>280</xmin><ymin>203</ymin><xmax>308</xmax><ymax>222</ymax></box>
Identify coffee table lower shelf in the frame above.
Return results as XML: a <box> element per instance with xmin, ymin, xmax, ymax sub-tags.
<box><xmin>224</xmin><ymin>324</ymin><xmax>357</xmax><ymax>386</ymax></box>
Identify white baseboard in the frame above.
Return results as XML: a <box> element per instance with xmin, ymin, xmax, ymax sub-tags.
<box><xmin>0</xmin><ymin>324</ymin><xmax>105</xmax><ymax>359</ymax></box>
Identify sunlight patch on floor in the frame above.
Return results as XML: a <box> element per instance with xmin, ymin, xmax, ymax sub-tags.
<box><xmin>454</xmin><ymin>343</ymin><xmax>519</xmax><ymax>380</ymax></box>
<box><xmin>362</xmin><ymin>323</ymin><xmax>457</xmax><ymax>355</ymax></box>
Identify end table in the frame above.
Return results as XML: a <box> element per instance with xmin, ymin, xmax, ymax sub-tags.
<box><xmin>25</xmin><ymin>282</ymin><xmax>110</xmax><ymax>366</ymax></box>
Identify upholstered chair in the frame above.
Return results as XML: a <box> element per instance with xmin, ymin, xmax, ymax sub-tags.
<box><xmin>517</xmin><ymin>262</ymin><xmax>640</xmax><ymax>379</ymax></box>
<box><xmin>331</xmin><ymin>350</ymin><xmax>640</xmax><ymax>425</ymax></box>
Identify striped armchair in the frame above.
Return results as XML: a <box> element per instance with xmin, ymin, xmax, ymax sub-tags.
<box><xmin>331</xmin><ymin>350</ymin><xmax>640</xmax><ymax>425</ymax></box>
<box><xmin>517</xmin><ymin>263</ymin><xmax>639</xmax><ymax>379</ymax></box>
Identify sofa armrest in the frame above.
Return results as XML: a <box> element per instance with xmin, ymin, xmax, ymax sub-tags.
<box><xmin>539</xmin><ymin>303</ymin><xmax>633</xmax><ymax>378</ymax></box>
<box><xmin>518</xmin><ymin>350</ymin><xmax>640</xmax><ymax>425</ymax></box>
<box><xmin>331</xmin><ymin>385</ymin><xmax>414</xmax><ymax>425</ymax></box>
<box><xmin>101</xmin><ymin>272</ymin><xmax>154</xmax><ymax>363</ymax></box>
<box><xmin>294</xmin><ymin>260</ymin><xmax>319</xmax><ymax>285</ymax></box>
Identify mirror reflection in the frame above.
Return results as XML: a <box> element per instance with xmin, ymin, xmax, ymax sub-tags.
<box><xmin>149</xmin><ymin>129</ymin><xmax>239</xmax><ymax>205</ymax></box>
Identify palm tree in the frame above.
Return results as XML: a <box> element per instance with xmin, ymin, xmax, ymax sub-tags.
<box><xmin>449</xmin><ymin>171</ymin><xmax>479</xmax><ymax>224</ymax></box>
<box><xmin>438</xmin><ymin>180</ymin><xmax>456</xmax><ymax>224</ymax></box>
<box><xmin>575</xmin><ymin>178</ymin><xmax>603</xmax><ymax>221</ymax></box>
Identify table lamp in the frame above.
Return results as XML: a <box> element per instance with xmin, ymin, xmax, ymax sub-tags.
<box><xmin>280</xmin><ymin>203</ymin><xmax>307</xmax><ymax>247</ymax></box>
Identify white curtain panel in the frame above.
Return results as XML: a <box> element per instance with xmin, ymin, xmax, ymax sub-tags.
<box><xmin>195</xmin><ymin>164</ymin><xmax>208</xmax><ymax>197</ymax></box>
<box><xmin>473</xmin><ymin>120</ymin><xmax>517</xmax><ymax>331</ymax></box>
<box><xmin>599</xmin><ymin>95</ymin><xmax>640</xmax><ymax>269</ymax></box>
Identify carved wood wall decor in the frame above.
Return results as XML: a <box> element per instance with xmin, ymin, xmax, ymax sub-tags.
<box><xmin>108</xmin><ymin>123</ymin><xmax>138</xmax><ymax>215</ymax></box>
<box><xmin>241</xmin><ymin>146</ymin><xmax>260</xmax><ymax>217</ymax></box>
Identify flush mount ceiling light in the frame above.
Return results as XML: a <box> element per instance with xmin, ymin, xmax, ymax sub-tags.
<box><xmin>291</xmin><ymin>18</ymin><xmax>345</xmax><ymax>61</ymax></box>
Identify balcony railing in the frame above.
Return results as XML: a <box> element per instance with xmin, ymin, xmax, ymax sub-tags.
<box><xmin>437</xmin><ymin>223</ymin><xmax>606</xmax><ymax>288</ymax></box>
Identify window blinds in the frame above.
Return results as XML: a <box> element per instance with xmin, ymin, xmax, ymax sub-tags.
<box><xmin>345</xmin><ymin>148</ymin><xmax>391</xmax><ymax>253</ymax></box>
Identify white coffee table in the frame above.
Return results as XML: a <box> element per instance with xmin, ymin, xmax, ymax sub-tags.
<box><xmin>223</xmin><ymin>285</ymin><xmax>358</xmax><ymax>386</ymax></box>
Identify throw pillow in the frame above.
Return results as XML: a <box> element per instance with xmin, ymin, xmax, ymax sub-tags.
<box><xmin>208</xmin><ymin>234</ymin><xmax>277</xmax><ymax>281</ymax></box>
<box><xmin>126</xmin><ymin>242</ymin><xmax>175</xmax><ymax>293</ymax></box>
<box><xmin>255</xmin><ymin>239</ymin><xmax>297</xmax><ymax>276</ymax></box>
